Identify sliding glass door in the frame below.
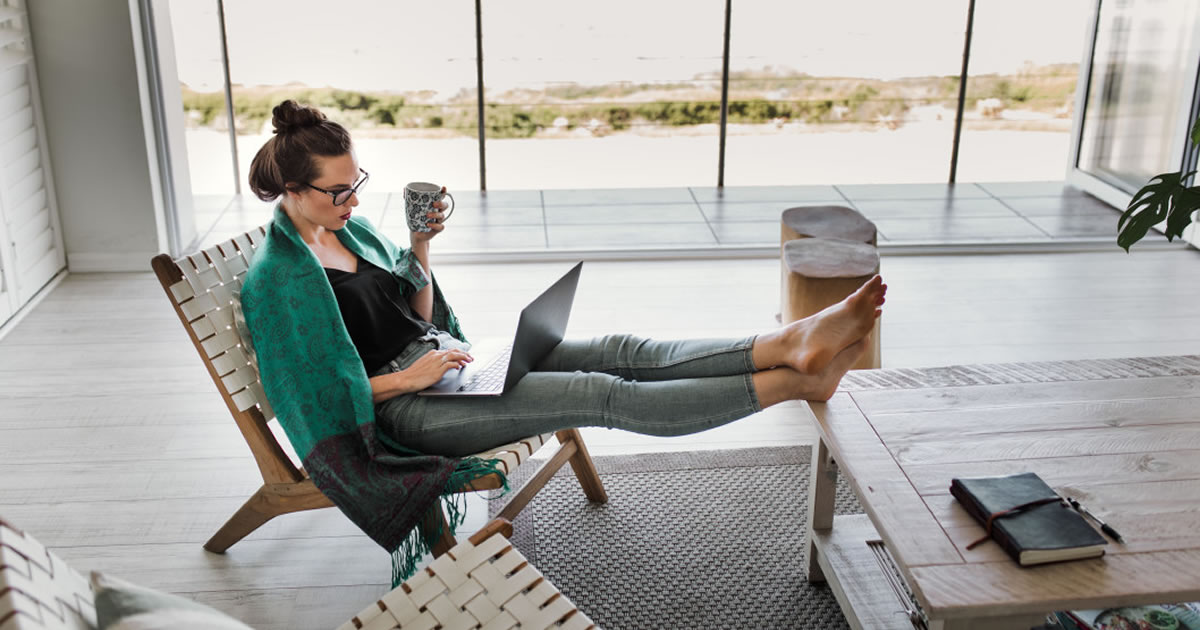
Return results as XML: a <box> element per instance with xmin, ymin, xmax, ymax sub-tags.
<box><xmin>1069</xmin><ymin>0</ymin><xmax>1200</xmax><ymax>215</ymax></box>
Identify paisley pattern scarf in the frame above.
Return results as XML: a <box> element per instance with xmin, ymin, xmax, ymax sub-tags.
<box><xmin>240</xmin><ymin>205</ymin><xmax>506</xmax><ymax>581</ymax></box>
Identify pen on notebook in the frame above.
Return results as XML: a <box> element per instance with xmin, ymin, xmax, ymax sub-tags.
<box><xmin>1066</xmin><ymin>496</ymin><xmax>1124</xmax><ymax>543</ymax></box>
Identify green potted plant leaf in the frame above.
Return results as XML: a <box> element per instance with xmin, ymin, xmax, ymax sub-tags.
<box><xmin>1118</xmin><ymin>118</ymin><xmax>1200</xmax><ymax>251</ymax></box>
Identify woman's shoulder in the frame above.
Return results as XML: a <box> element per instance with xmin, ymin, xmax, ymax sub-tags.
<box><xmin>241</xmin><ymin>226</ymin><xmax>301</xmax><ymax>297</ymax></box>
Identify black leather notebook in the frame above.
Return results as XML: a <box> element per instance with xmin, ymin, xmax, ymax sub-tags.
<box><xmin>950</xmin><ymin>472</ymin><xmax>1107</xmax><ymax>566</ymax></box>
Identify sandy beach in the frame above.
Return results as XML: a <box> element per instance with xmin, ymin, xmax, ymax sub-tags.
<box><xmin>183</xmin><ymin>122</ymin><xmax>1072</xmax><ymax>194</ymax></box>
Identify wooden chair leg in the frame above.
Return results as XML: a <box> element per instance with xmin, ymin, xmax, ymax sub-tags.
<box><xmin>496</xmin><ymin>437</ymin><xmax>578</xmax><ymax>523</ymax></box>
<box><xmin>556</xmin><ymin>429</ymin><xmax>607</xmax><ymax>504</ymax></box>
<box><xmin>422</xmin><ymin>507</ymin><xmax>457</xmax><ymax>557</ymax></box>
<box><xmin>204</xmin><ymin>481</ymin><xmax>332</xmax><ymax>553</ymax></box>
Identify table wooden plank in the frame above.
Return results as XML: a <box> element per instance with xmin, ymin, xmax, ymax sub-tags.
<box><xmin>888</xmin><ymin>422</ymin><xmax>1200</xmax><ymax>466</ymax></box>
<box><xmin>904</xmin><ymin>450</ymin><xmax>1200</xmax><ymax>496</ymax></box>
<box><xmin>911</xmin><ymin>548</ymin><xmax>1200</xmax><ymax>618</ymax></box>
<box><xmin>926</xmin><ymin>478</ymin><xmax>1200</xmax><ymax>559</ymax></box>
<box><xmin>931</xmin><ymin>494</ymin><xmax>1200</xmax><ymax>561</ymax></box>
<box><xmin>848</xmin><ymin>375</ymin><xmax>1200</xmax><ymax>416</ymax></box>
<box><xmin>812</xmin><ymin>514</ymin><xmax>918</xmax><ymax>630</ymax></box>
<box><xmin>810</xmin><ymin>394</ymin><xmax>963</xmax><ymax>572</ymax></box>
<box><xmin>870</xmin><ymin>396</ymin><xmax>1200</xmax><ymax>443</ymax></box>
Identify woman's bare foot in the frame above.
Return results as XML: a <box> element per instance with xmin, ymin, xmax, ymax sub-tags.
<box><xmin>800</xmin><ymin>337</ymin><xmax>868</xmax><ymax>401</ymax></box>
<box><xmin>781</xmin><ymin>275</ymin><xmax>884</xmax><ymax>374</ymax></box>
<box><xmin>751</xmin><ymin>337</ymin><xmax>869</xmax><ymax>408</ymax></box>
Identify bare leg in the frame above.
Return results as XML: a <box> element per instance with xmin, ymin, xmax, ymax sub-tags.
<box><xmin>753</xmin><ymin>337</ymin><xmax>868</xmax><ymax>408</ymax></box>
<box><xmin>753</xmin><ymin>275</ymin><xmax>886</xmax><ymax>374</ymax></box>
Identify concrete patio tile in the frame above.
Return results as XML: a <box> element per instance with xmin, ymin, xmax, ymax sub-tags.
<box><xmin>699</xmin><ymin>200</ymin><xmax>847</xmax><ymax>222</ymax></box>
<box><xmin>547</xmin><ymin>222</ymin><xmax>716</xmax><ymax>248</ymax></box>
<box><xmin>689</xmin><ymin>185</ymin><xmax>843</xmax><ymax>203</ymax></box>
<box><xmin>976</xmin><ymin>181</ymin><xmax>1088</xmax><ymax>198</ymax></box>
<box><xmin>836</xmin><ymin>183</ymin><xmax>989</xmax><ymax>201</ymax></box>
<box><xmin>852</xmin><ymin>198</ymin><xmax>1018</xmax><ymax>220</ymax></box>
<box><xmin>708</xmin><ymin>221</ymin><xmax>781</xmax><ymax>246</ymax></box>
<box><xmin>1026</xmin><ymin>214</ymin><xmax>1121</xmax><ymax>239</ymax></box>
<box><xmin>413</xmin><ymin>225</ymin><xmax>547</xmax><ymax>252</ymax></box>
<box><xmin>543</xmin><ymin>187</ymin><xmax>696</xmax><ymax>206</ymax></box>
<box><xmin>451</xmin><ymin>189</ymin><xmax>544</xmax><ymax>208</ymax></box>
<box><xmin>1001</xmin><ymin>195</ymin><xmax>1118</xmax><ymax>217</ymax></box>
<box><xmin>546</xmin><ymin>203</ymin><xmax>705</xmax><ymax>225</ymax></box>
<box><xmin>440</xmin><ymin>205</ymin><xmax>545</xmax><ymax>227</ymax></box>
<box><xmin>872</xmin><ymin>216</ymin><xmax>1050</xmax><ymax>241</ymax></box>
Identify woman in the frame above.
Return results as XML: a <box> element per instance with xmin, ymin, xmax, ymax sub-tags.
<box><xmin>240</xmin><ymin>100</ymin><xmax>885</xmax><ymax>578</ymax></box>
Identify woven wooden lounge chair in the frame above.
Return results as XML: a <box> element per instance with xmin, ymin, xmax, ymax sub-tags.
<box><xmin>0</xmin><ymin>518</ymin><xmax>95</xmax><ymax>629</ymax></box>
<box><xmin>340</xmin><ymin>518</ymin><xmax>596</xmax><ymax>630</ymax></box>
<box><xmin>0</xmin><ymin>516</ymin><xmax>595</xmax><ymax>630</ymax></box>
<box><xmin>151</xmin><ymin>226</ymin><xmax>607</xmax><ymax>557</ymax></box>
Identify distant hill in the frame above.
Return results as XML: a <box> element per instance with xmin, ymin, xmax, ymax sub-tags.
<box><xmin>182</xmin><ymin>64</ymin><xmax>1078</xmax><ymax>138</ymax></box>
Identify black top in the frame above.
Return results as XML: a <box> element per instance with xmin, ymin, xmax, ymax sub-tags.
<box><xmin>325</xmin><ymin>256</ymin><xmax>433</xmax><ymax>374</ymax></box>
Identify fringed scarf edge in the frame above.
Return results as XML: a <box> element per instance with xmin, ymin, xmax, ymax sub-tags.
<box><xmin>390</xmin><ymin>456</ymin><xmax>510</xmax><ymax>586</ymax></box>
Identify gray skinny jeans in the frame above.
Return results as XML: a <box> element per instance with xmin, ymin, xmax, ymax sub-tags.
<box><xmin>373</xmin><ymin>334</ymin><xmax>762</xmax><ymax>457</ymax></box>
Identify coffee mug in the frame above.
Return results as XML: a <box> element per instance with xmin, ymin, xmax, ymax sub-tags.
<box><xmin>404</xmin><ymin>182</ymin><xmax>455</xmax><ymax>232</ymax></box>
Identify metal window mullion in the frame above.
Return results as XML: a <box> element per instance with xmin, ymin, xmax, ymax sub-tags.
<box><xmin>217</xmin><ymin>0</ymin><xmax>240</xmax><ymax>194</ymax></box>
<box><xmin>717</xmin><ymin>0</ymin><xmax>732</xmax><ymax>188</ymax></box>
<box><xmin>475</xmin><ymin>0</ymin><xmax>486</xmax><ymax>191</ymax></box>
<box><xmin>949</xmin><ymin>0</ymin><xmax>976</xmax><ymax>184</ymax></box>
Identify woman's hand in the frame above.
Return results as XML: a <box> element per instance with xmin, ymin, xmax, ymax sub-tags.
<box><xmin>410</xmin><ymin>186</ymin><xmax>451</xmax><ymax>246</ymax></box>
<box><xmin>400</xmin><ymin>348</ymin><xmax>473</xmax><ymax>392</ymax></box>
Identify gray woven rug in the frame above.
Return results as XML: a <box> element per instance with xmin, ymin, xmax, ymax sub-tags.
<box><xmin>489</xmin><ymin>446</ymin><xmax>862</xmax><ymax>630</ymax></box>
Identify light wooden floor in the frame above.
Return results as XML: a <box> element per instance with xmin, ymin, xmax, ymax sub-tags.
<box><xmin>3</xmin><ymin>249</ymin><xmax>1200</xmax><ymax>628</ymax></box>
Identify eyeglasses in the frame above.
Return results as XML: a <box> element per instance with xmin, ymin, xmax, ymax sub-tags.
<box><xmin>307</xmin><ymin>168</ymin><xmax>369</xmax><ymax>206</ymax></box>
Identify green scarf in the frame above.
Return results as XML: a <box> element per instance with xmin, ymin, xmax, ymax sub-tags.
<box><xmin>240</xmin><ymin>205</ymin><xmax>506</xmax><ymax>582</ymax></box>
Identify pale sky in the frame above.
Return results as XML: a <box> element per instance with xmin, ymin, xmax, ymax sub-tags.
<box><xmin>169</xmin><ymin>0</ymin><xmax>1089</xmax><ymax>95</ymax></box>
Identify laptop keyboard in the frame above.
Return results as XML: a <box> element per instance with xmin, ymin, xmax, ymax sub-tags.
<box><xmin>458</xmin><ymin>345</ymin><xmax>513</xmax><ymax>392</ymax></box>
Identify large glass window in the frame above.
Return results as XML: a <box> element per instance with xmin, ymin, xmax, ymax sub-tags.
<box><xmin>481</xmin><ymin>0</ymin><xmax>726</xmax><ymax>189</ymax></box>
<box><xmin>723</xmin><ymin>0</ymin><xmax>966</xmax><ymax>185</ymax></box>
<box><xmin>956</xmin><ymin>0</ymin><xmax>1088</xmax><ymax>182</ymax></box>
<box><xmin>1077</xmin><ymin>0</ymin><xmax>1200</xmax><ymax>191</ymax></box>
<box><xmin>174</xmin><ymin>1</ymin><xmax>480</xmax><ymax>195</ymax></box>
<box><xmin>166</xmin><ymin>0</ymin><xmax>1109</xmax><ymax>202</ymax></box>
<box><xmin>167</xmin><ymin>1</ymin><xmax>234</xmax><ymax>213</ymax></box>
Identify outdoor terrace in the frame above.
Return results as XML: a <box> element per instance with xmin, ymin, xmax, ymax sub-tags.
<box><xmin>191</xmin><ymin>181</ymin><xmax>1125</xmax><ymax>259</ymax></box>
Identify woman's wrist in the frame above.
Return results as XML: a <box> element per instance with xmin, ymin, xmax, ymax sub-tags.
<box><xmin>408</xmin><ymin>233</ymin><xmax>431</xmax><ymax>250</ymax></box>
<box><xmin>371</xmin><ymin>370</ymin><xmax>416</xmax><ymax>403</ymax></box>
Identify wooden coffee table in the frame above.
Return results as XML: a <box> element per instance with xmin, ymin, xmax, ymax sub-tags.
<box><xmin>806</xmin><ymin>359</ymin><xmax>1200</xmax><ymax>630</ymax></box>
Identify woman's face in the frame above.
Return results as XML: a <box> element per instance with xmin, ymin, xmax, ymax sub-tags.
<box><xmin>287</xmin><ymin>152</ymin><xmax>362</xmax><ymax>231</ymax></box>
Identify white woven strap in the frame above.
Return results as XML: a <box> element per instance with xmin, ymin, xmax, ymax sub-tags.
<box><xmin>472</xmin><ymin>434</ymin><xmax>550</xmax><ymax>478</ymax></box>
<box><xmin>165</xmin><ymin>227</ymin><xmax>273</xmax><ymax>417</ymax></box>
<box><xmin>0</xmin><ymin>521</ymin><xmax>96</xmax><ymax>630</ymax></box>
<box><xmin>340</xmin><ymin>532</ymin><xmax>594</xmax><ymax>630</ymax></box>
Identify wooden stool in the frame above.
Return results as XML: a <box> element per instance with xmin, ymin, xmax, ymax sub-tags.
<box><xmin>781</xmin><ymin>205</ymin><xmax>877</xmax><ymax>246</ymax></box>
<box><xmin>781</xmin><ymin>238</ymin><xmax>881</xmax><ymax>370</ymax></box>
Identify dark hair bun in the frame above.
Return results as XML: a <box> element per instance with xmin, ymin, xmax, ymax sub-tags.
<box><xmin>271</xmin><ymin>100</ymin><xmax>326</xmax><ymax>135</ymax></box>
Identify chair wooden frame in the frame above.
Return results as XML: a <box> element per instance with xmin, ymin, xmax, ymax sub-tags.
<box><xmin>2</xmin><ymin>516</ymin><xmax>595</xmax><ymax>630</ymax></box>
<box><xmin>340</xmin><ymin>518</ymin><xmax>596</xmax><ymax>630</ymax></box>
<box><xmin>151</xmin><ymin>227</ymin><xmax>606</xmax><ymax>557</ymax></box>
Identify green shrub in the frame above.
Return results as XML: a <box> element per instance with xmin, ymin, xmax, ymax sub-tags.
<box><xmin>605</xmin><ymin>107</ymin><xmax>632</xmax><ymax>130</ymax></box>
<box><xmin>179</xmin><ymin>66</ymin><xmax>1076</xmax><ymax>137</ymax></box>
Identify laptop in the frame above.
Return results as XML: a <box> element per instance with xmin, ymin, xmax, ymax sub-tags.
<box><xmin>418</xmin><ymin>261</ymin><xmax>583</xmax><ymax>397</ymax></box>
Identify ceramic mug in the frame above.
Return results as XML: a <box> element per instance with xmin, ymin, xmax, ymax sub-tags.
<box><xmin>404</xmin><ymin>182</ymin><xmax>455</xmax><ymax>232</ymax></box>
